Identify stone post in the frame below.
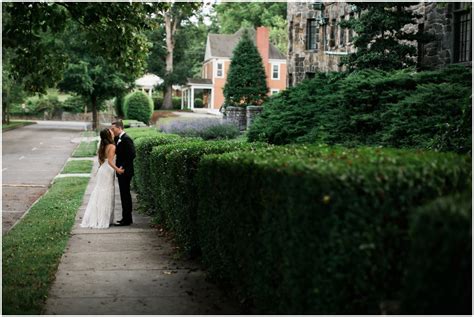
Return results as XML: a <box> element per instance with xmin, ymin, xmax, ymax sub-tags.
<box><xmin>225</xmin><ymin>106</ymin><xmax>247</xmax><ymax>131</ymax></box>
<box><xmin>246</xmin><ymin>106</ymin><xmax>263</xmax><ymax>129</ymax></box>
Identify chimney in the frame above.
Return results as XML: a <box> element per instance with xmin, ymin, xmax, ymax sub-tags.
<box><xmin>256</xmin><ymin>26</ymin><xmax>270</xmax><ymax>62</ymax></box>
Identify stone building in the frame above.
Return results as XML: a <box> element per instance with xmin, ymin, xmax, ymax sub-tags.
<box><xmin>287</xmin><ymin>1</ymin><xmax>472</xmax><ymax>86</ymax></box>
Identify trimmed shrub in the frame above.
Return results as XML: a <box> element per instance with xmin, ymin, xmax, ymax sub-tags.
<box><xmin>401</xmin><ymin>192</ymin><xmax>472</xmax><ymax>314</ymax></box>
<box><xmin>172</xmin><ymin>97</ymin><xmax>181</xmax><ymax>110</ymax></box>
<box><xmin>133</xmin><ymin>133</ymin><xmax>184</xmax><ymax>213</ymax></box>
<box><xmin>194</xmin><ymin>98</ymin><xmax>204</xmax><ymax>108</ymax></box>
<box><xmin>159</xmin><ymin>118</ymin><xmax>240</xmax><ymax>140</ymax></box>
<box><xmin>123</xmin><ymin>91</ymin><xmax>153</xmax><ymax>125</ymax></box>
<box><xmin>148</xmin><ymin>140</ymin><xmax>269</xmax><ymax>256</ymax></box>
<box><xmin>248</xmin><ymin>66</ymin><xmax>472</xmax><ymax>154</ymax></box>
<box><xmin>196</xmin><ymin>146</ymin><xmax>470</xmax><ymax>314</ymax></box>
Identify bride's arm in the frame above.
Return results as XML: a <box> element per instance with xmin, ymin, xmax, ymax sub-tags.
<box><xmin>107</xmin><ymin>145</ymin><xmax>124</xmax><ymax>174</ymax></box>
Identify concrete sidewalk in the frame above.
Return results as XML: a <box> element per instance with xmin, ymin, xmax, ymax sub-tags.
<box><xmin>45</xmin><ymin>159</ymin><xmax>238</xmax><ymax>314</ymax></box>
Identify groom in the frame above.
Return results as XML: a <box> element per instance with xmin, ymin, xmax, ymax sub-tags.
<box><xmin>111</xmin><ymin>121</ymin><xmax>136</xmax><ymax>226</ymax></box>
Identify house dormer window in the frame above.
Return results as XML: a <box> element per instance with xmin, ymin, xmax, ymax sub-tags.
<box><xmin>272</xmin><ymin>63</ymin><xmax>280</xmax><ymax>80</ymax></box>
<box><xmin>216</xmin><ymin>61</ymin><xmax>224</xmax><ymax>78</ymax></box>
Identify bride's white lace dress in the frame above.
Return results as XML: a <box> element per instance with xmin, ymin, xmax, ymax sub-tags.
<box><xmin>80</xmin><ymin>160</ymin><xmax>115</xmax><ymax>229</ymax></box>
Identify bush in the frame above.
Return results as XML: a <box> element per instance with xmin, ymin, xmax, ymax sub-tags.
<box><xmin>159</xmin><ymin>118</ymin><xmax>240</xmax><ymax>140</ymax></box>
<box><xmin>123</xmin><ymin>91</ymin><xmax>153</xmax><ymax>125</ymax></box>
<box><xmin>152</xmin><ymin>94</ymin><xmax>163</xmax><ymax>110</ymax></box>
<box><xmin>194</xmin><ymin>98</ymin><xmax>204</xmax><ymax>108</ymax></box>
<box><xmin>133</xmin><ymin>134</ymin><xmax>184</xmax><ymax>213</ymax></box>
<box><xmin>62</xmin><ymin>95</ymin><xmax>85</xmax><ymax>113</ymax></box>
<box><xmin>148</xmin><ymin>140</ymin><xmax>268</xmax><ymax>256</ymax></box>
<box><xmin>401</xmin><ymin>192</ymin><xmax>472</xmax><ymax>314</ymax></box>
<box><xmin>196</xmin><ymin>146</ymin><xmax>470</xmax><ymax>314</ymax></box>
<box><xmin>248</xmin><ymin>66</ymin><xmax>472</xmax><ymax>154</ymax></box>
<box><xmin>172</xmin><ymin>96</ymin><xmax>182</xmax><ymax>110</ymax></box>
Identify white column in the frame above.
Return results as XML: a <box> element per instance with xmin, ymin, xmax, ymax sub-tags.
<box><xmin>191</xmin><ymin>87</ymin><xmax>195</xmax><ymax>110</ymax></box>
<box><xmin>187</xmin><ymin>89</ymin><xmax>191</xmax><ymax>109</ymax></box>
<box><xmin>148</xmin><ymin>88</ymin><xmax>152</xmax><ymax>98</ymax></box>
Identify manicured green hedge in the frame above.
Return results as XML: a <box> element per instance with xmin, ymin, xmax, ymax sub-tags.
<box><xmin>133</xmin><ymin>134</ymin><xmax>186</xmax><ymax>212</ymax></box>
<box><xmin>401</xmin><ymin>192</ymin><xmax>472</xmax><ymax>314</ymax></box>
<box><xmin>196</xmin><ymin>146</ymin><xmax>471</xmax><ymax>314</ymax></box>
<box><xmin>248</xmin><ymin>66</ymin><xmax>471</xmax><ymax>154</ymax></box>
<box><xmin>124</xmin><ymin>91</ymin><xmax>153</xmax><ymax>125</ymax></box>
<box><xmin>148</xmin><ymin>140</ymin><xmax>269</xmax><ymax>256</ymax></box>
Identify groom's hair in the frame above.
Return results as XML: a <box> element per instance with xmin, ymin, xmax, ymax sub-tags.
<box><xmin>112</xmin><ymin>121</ymin><xmax>124</xmax><ymax>130</ymax></box>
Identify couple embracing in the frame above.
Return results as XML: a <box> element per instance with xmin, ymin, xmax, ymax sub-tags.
<box><xmin>81</xmin><ymin>121</ymin><xmax>136</xmax><ymax>229</ymax></box>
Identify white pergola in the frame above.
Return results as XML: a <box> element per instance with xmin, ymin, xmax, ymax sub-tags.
<box><xmin>181</xmin><ymin>79</ymin><xmax>213</xmax><ymax>110</ymax></box>
<box><xmin>135</xmin><ymin>73</ymin><xmax>163</xmax><ymax>97</ymax></box>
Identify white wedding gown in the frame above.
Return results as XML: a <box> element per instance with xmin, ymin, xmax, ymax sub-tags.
<box><xmin>80</xmin><ymin>160</ymin><xmax>115</xmax><ymax>229</ymax></box>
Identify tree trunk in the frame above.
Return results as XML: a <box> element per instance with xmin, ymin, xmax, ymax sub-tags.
<box><xmin>162</xmin><ymin>13</ymin><xmax>175</xmax><ymax>110</ymax></box>
<box><xmin>2</xmin><ymin>101</ymin><xmax>10</xmax><ymax>125</ymax></box>
<box><xmin>91</xmin><ymin>95</ymin><xmax>98</xmax><ymax>131</ymax></box>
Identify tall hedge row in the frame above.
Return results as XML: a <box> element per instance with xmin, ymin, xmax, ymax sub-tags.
<box><xmin>248</xmin><ymin>66</ymin><xmax>472</xmax><ymax>154</ymax></box>
<box><xmin>195</xmin><ymin>146</ymin><xmax>471</xmax><ymax>314</ymax></box>
<box><xmin>148</xmin><ymin>140</ymin><xmax>269</xmax><ymax>256</ymax></box>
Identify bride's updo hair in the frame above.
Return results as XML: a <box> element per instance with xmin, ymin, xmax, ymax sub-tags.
<box><xmin>98</xmin><ymin>129</ymin><xmax>115</xmax><ymax>165</ymax></box>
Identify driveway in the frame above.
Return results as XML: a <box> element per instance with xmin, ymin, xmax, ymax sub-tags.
<box><xmin>2</xmin><ymin>121</ymin><xmax>88</xmax><ymax>235</ymax></box>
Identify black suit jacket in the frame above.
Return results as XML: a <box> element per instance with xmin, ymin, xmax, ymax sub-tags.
<box><xmin>115</xmin><ymin>133</ymin><xmax>136</xmax><ymax>177</ymax></box>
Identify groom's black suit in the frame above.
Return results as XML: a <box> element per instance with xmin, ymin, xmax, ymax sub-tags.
<box><xmin>115</xmin><ymin>132</ymin><xmax>136</xmax><ymax>224</ymax></box>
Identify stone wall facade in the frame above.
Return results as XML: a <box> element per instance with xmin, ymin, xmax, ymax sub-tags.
<box><xmin>287</xmin><ymin>2</ymin><xmax>472</xmax><ymax>85</ymax></box>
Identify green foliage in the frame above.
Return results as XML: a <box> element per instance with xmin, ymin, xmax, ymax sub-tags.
<box><xmin>224</xmin><ymin>30</ymin><xmax>268</xmax><ymax>107</ymax></box>
<box><xmin>72</xmin><ymin>140</ymin><xmax>98</xmax><ymax>157</ymax></box>
<box><xmin>212</xmin><ymin>2</ymin><xmax>288</xmax><ymax>53</ymax></box>
<box><xmin>133</xmin><ymin>133</ymin><xmax>190</xmax><ymax>214</ymax></box>
<box><xmin>196</xmin><ymin>145</ymin><xmax>470</xmax><ymax>313</ymax></box>
<box><xmin>199</xmin><ymin>124</ymin><xmax>240</xmax><ymax>140</ymax></box>
<box><xmin>401</xmin><ymin>192</ymin><xmax>472</xmax><ymax>314</ymax></box>
<box><xmin>194</xmin><ymin>98</ymin><xmax>203</xmax><ymax>108</ymax></box>
<box><xmin>114</xmin><ymin>94</ymin><xmax>125</xmax><ymax>117</ymax></box>
<box><xmin>152</xmin><ymin>94</ymin><xmax>163</xmax><ymax>110</ymax></box>
<box><xmin>2</xmin><ymin>177</ymin><xmax>89</xmax><ymax>314</ymax></box>
<box><xmin>123</xmin><ymin>91</ymin><xmax>153</xmax><ymax>125</ymax></box>
<box><xmin>248</xmin><ymin>66</ymin><xmax>472</xmax><ymax>154</ymax></box>
<box><xmin>61</xmin><ymin>160</ymin><xmax>93</xmax><ymax>174</ymax></box>
<box><xmin>148</xmin><ymin>140</ymin><xmax>268</xmax><ymax>256</ymax></box>
<box><xmin>172</xmin><ymin>97</ymin><xmax>182</xmax><ymax>110</ymax></box>
<box><xmin>62</xmin><ymin>95</ymin><xmax>86</xmax><ymax>113</ymax></box>
<box><xmin>340</xmin><ymin>3</ymin><xmax>434</xmax><ymax>71</ymax></box>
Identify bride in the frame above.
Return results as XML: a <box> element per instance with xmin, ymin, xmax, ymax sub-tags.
<box><xmin>81</xmin><ymin>128</ymin><xmax>124</xmax><ymax>229</ymax></box>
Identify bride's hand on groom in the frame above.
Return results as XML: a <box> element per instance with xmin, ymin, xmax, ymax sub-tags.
<box><xmin>117</xmin><ymin>167</ymin><xmax>125</xmax><ymax>174</ymax></box>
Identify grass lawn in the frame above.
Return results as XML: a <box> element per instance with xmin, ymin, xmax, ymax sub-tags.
<box><xmin>2</xmin><ymin>120</ymin><xmax>36</xmax><ymax>131</ymax></box>
<box><xmin>61</xmin><ymin>160</ymin><xmax>93</xmax><ymax>174</ymax></box>
<box><xmin>2</xmin><ymin>177</ymin><xmax>90</xmax><ymax>314</ymax></box>
<box><xmin>72</xmin><ymin>140</ymin><xmax>98</xmax><ymax>157</ymax></box>
<box><xmin>81</xmin><ymin>131</ymin><xmax>97</xmax><ymax>137</ymax></box>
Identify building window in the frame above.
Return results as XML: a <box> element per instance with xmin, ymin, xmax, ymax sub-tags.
<box><xmin>271</xmin><ymin>89</ymin><xmax>280</xmax><ymax>95</ymax></box>
<box><xmin>339</xmin><ymin>16</ymin><xmax>346</xmax><ymax>46</ymax></box>
<box><xmin>272</xmin><ymin>63</ymin><xmax>280</xmax><ymax>80</ymax></box>
<box><xmin>330</xmin><ymin>19</ymin><xmax>336</xmax><ymax>48</ymax></box>
<box><xmin>306</xmin><ymin>19</ymin><xmax>318</xmax><ymax>50</ymax></box>
<box><xmin>216</xmin><ymin>62</ymin><xmax>224</xmax><ymax>78</ymax></box>
<box><xmin>305</xmin><ymin>72</ymin><xmax>316</xmax><ymax>80</ymax></box>
<box><xmin>454</xmin><ymin>2</ymin><xmax>472</xmax><ymax>63</ymax></box>
<box><xmin>288</xmin><ymin>73</ymin><xmax>293</xmax><ymax>87</ymax></box>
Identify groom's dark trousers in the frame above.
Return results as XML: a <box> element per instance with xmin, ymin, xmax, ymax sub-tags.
<box><xmin>115</xmin><ymin>133</ymin><xmax>136</xmax><ymax>224</ymax></box>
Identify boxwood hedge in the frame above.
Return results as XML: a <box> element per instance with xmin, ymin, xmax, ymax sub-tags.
<box><xmin>195</xmin><ymin>146</ymin><xmax>471</xmax><ymax>314</ymax></box>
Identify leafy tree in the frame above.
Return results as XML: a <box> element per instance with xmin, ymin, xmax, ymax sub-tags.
<box><xmin>212</xmin><ymin>2</ymin><xmax>288</xmax><ymax>53</ymax></box>
<box><xmin>2</xmin><ymin>2</ymin><xmax>151</xmax><ymax>127</ymax></box>
<box><xmin>223</xmin><ymin>30</ymin><xmax>268</xmax><ymax>107</ymax></box>
<box><xmin>340</xmin><ymin>3</ymin><xmax>434</xmax><ymax>71</ymax></box>
<box><xmin>148</xmin><ymin>3</ymin><xmax>202</xmax><ymax>110</ymax></box>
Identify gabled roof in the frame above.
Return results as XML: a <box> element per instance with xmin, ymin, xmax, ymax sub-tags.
<box><xmin>205</xmin><ymin>28</ymin><xmax>286</xmax><ymax>61</ymax></box>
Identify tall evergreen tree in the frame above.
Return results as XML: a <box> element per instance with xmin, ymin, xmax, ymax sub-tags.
<box><xmin>224</xmin><ymin>30</ymin><xmax>268</xmax><ymax>107</ymax></box>
<box><xmin>341</xmin><ymin>3</ymin><xmax>433</xmax><ymax>71</ymax></box>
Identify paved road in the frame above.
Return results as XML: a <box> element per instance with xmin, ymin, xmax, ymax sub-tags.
<box><xmin>2</xmin><ymin>121</ymin><xmax>88</xmax><ymax>235</ymax></box>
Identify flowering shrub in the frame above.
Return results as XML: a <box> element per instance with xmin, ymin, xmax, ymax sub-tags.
<box><xmin>159</xmin><ymin>118</ymin><xmax>240</xmax><ymax>140</ymax></box>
